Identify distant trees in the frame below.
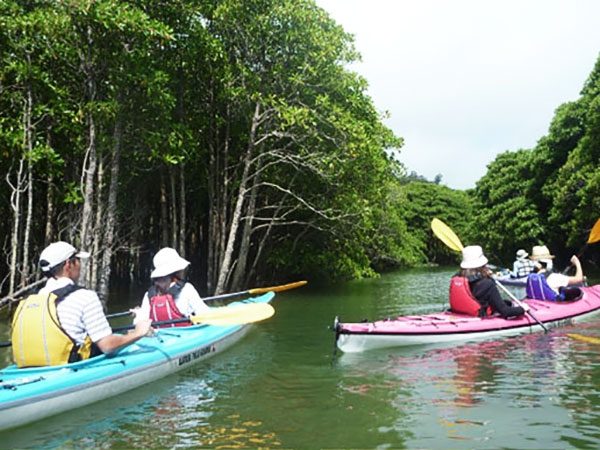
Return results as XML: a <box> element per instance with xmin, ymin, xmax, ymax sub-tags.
<box><xmin>0</xmin><ymin>0</ymin><xmax>429</xmax><ymax>303</ymax></box>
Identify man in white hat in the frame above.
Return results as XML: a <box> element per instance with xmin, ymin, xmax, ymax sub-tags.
<box><xmin>530</xmin><ymin>245</ymin><xmax>555</xmax><ymax>271</ymax></box>
<box><xmin>133</xmin><ymin>247</ymin><xmax>209</xmax><ymax>327</ymax></box>
<box><xmin>449</xmin><ymin>245</ymin><xmax>528</xmax><ymax>318</ymax></box>
<box><xmin>11</xmin><ymin>241</ymin><xmax>152</xmax><ymax>367</ymax></box>
<box><xmin>511</xmin><ymin>249</ymin><xmax>535</xmax><ymax>279</ymax></box>
<box><xmin>528</xmin><ymin>245</ymin><xmax>585</xmax><ymax>299</ymax></box>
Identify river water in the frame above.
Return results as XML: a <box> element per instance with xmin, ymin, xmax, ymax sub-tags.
<box><xmin>1</xmin><ymin>267</ymin><xmax>600</xmax><ymax>449</ymax></box>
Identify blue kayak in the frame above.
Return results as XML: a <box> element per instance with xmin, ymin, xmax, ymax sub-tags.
<box><xmin>0</xmin><ymin>292</ymin><xmax>274</xmax><ymax>431</ymax></box>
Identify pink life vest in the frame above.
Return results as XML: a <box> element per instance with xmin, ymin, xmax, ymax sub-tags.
<box><xmin>449</xmin><ymin>276</ymin><xmax>492</xmax><ymax>317</ymax></box>
<box><xmin>148</xmin><ymin>282</ymin><xmax>191</xmax><ymax>327</ymax></box>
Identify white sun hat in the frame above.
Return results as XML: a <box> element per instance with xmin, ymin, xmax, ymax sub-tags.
<box><xmin>460</xmin><ymin>245</ymin><xmax>489</xmax><ymax>269</ymax></box>
<box><xmin>39</xmin><ymin>241</ymin><xmax>90</xmax><ymax>273</ymax></box>
<box><xmin>516</xmin><ymin>249</ymin><xmax>528</xmax><ymax>260</ymax></box>
<box><xmin>151</xmin><ymin>247</ymin><xmax>190</xmax><ymax>278</ymax></box>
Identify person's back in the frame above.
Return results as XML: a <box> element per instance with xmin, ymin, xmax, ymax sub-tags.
<box><xmin>452</xmin><ymin>245</ymin><xmax>527</xmax><ymax>319</ymax></box>
<box><xmin>527</xmin><ymin>253</ymin><xmax>584</xmax><ymax>301</ymax></box>
<box><xmin>11</xmin><ymin>241</ymin><xmax>151</xmax><ymax>368</ymax></box>
<box><xmin>134</xmin><ymin>247</ymin><xmax>209</xmax><ymax>328</ymax></box>
<box><xmin>512</xmin><ymin>249</ymin><xmax>535</xmax><ymax>278</ymax></box>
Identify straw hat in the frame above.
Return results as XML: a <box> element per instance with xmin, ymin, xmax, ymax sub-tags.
<box><xmin>530</xmin><ymin>245</ymin><xmax>554</xmax><ymax>260</ymax></box>
<box><xmin>39</xmin><ymin>241</ymin><xmax>90</xmax><ymax>273</ymax></box>
<box><xmin>460</xmin><ymin>245</ymin><xmax>489</xmax><ymax>269</ymax></box>
<box><xmin>151</xmin><ymin>247</ymin><xmax>190</xmax><ymax>278</ymax></box>
<box><xmin>516</xmin><ymin>249</ymin><xmax>528</xmax><ymax>260</ymax></box>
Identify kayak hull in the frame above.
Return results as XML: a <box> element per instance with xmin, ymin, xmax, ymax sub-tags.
<box><xmin>0</xmin><ymin>293</ymin><xmax>274</xmax><ymax>431</ymax></box>
<box><xmin>335</xmin><ymin>285</ymin><xmax>600</xmax><ymax>353</ymax></box>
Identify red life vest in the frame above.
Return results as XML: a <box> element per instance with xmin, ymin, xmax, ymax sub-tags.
<box><xmin>449</xmin><ymin>276</ymin><xmax>492</xmax><ymax>317</ymax></box>
<box><xmin>148</xmin><ymin>282</ymin><xmax>191</xmax><ymax>327</ymax></box>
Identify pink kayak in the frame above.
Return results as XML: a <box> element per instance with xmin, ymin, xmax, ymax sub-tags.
<box><xmin>334</xmin><ymin>285</ymin><xmax>600</xmax><ymax>353</ymax></box>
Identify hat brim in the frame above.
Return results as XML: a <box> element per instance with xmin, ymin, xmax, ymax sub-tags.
<box><xmin>75</xmin><ymin>251</ymin><xmax>90</xmax><ymax>259</ymax></box>
<box><xmin>460</xmin><ymin>256</ymin><xmax>489</xmax><ymax>269</ymax></box>
<box><xmin>531</xmin><ymin>254</ymin><xmax>555</xmax><ymax>260</ymax></box>
<box><xmin>151</xmin><ymin>260</ymin><xmax>190</xmax><ymax>278</ymax></box>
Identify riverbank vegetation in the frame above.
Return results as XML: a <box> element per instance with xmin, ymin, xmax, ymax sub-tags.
<box><xmin>1</xmin><ymin>0</ymin><xmax>598</xmax><ymax>306</ymax></box>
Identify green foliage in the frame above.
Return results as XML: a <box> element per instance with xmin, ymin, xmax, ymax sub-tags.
<box><xmin>469</xmin><ymin>52</ymin><xmax>600</xmax><ymax>265</ymax></box>
<box><xmin>397</xmin><ymin>180</ymin><xmax>473</xmax><ymax>266</ymax></box>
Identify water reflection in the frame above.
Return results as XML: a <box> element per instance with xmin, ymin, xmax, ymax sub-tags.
<box><xmin>335</xmin><ymin>326</ymin><xmax>600</xmax><ymax>449</ymax></box>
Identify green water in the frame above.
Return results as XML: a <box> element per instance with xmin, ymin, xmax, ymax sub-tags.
<box><xmin>2</xmin><ymin>267</ymin><xmax>600</xmax><ymax>449</ymax></box>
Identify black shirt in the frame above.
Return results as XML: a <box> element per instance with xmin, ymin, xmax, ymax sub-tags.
<box><xmin>470</xmin><ymin>277</ymin><xmax>525</xmax><ymax>318</ymax></box>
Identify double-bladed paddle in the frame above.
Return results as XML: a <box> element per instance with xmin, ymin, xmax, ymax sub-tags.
<box><xmin>114</xmin><ymin>302</ymin><xmax>275</xmax><ymax>331</ymax></box>
<box><xmin>104</xmin><ymin>280</ymin><xmax>307</xmax><ymax>319</ymax></box>
<box><xmin>431</xmin><ymin>218</ymin><xmax>548</xmax><ymax>333</ymax></box>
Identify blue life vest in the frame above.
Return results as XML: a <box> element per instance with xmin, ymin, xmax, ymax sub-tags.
<box><xmin>526</xmin><ymin>273</ymin><xmax>561</xmax><ymax>301</ymax></box>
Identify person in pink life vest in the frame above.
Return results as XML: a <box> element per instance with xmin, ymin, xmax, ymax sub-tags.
<box><xmin>133</xmin><ymin>248</ymin><xmax>209</xmax><ymax>328</ymax></box>
<box><xmin>449</xmin><ymin>245</ymin><xmax>528</xmax><ymax>318</ymax></box>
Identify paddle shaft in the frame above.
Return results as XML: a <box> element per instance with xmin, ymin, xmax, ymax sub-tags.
<box><xmin>113</xmin><ymin>317</ymin><xmax>195</xmax><ymax>332</ymax></box>
<box><xmin>0</xmin><ymin>318</ymin><xmax>194</xmax><ymax>348</ymax></box>
<box><xmin>203</xmin><ymin>280</ymin><xmax>307</xmax><ymax>302</ymax></box>
<box><xmin>104</xmin><ymin>280</ymin><xmax>306</xmax><ymax>320</ymax></box>
<box><xmin>494</xmin><ymin>279</ymin><xmax>548</xmax><ymax>332</ymax></box>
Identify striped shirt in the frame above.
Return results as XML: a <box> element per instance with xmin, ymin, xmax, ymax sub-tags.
<box><xmin>39</xmin><ymin>277</ymin><xmax>112</xmax><ymax>345</ymax></box>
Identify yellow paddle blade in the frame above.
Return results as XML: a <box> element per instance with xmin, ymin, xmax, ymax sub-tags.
<box><xmin>190</xmin><ymin>303</ymin><xmax>275</xmax><ymax>326</ymax></box>
<box><xmin>248</xmin><ymin>280</ymin><xmax>307</xmax><ymax>295</ymax></box>
<box><xmin>587</xmin><ymin>218</ymin><xmax>600</xmax><ymax>244</ymax></box>
<box><xmin>567</xmin><ymin>333</ymin><xmax>600</xmax><ymax>345</ymax></box>
<box><xmin>431</xmin><ymin>218</ymin><xmax>464</xmax><ymax>252</ymax></box>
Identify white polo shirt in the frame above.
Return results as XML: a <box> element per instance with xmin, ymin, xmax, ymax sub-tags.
<box><xmin>39</xmin><ymin>277</ymin><xmax>112</xmax><ymax>345</ymax></box>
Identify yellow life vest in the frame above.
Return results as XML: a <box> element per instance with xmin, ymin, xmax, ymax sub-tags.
<box><xmin>11</xmin><ymin>285</ymin><xmax>92</xmax><ymax>367</ymax></box>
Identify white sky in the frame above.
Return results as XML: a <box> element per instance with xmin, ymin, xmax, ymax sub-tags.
<box><xmin>315</xmin><ymin>0</ymin><xmax>600</xmax><ymax>190</ymax></box>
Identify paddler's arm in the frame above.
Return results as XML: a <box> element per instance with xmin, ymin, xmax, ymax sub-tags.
<box><xmin>567</xmin><ymin>255</ymin><xmax>584</xmax><ymax>285</ymax></box>
<box><xmin>95</xmin><ymin>319</ymin><xmax>153</xmax><ymax>355</ymax></box>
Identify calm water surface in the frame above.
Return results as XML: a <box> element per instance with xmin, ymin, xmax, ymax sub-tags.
<box><xmin>1</xmin><ymin>267</ymin><xmax>600</xmax><ymax>449</ymax></box>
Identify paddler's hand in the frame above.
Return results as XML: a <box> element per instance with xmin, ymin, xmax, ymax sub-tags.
<box><xmin>521</xmin><ymin>303</ymin><xmax>530</xmax><ymax>313</ymax></box>
<box><xmin>133</xmin><ymin>318</ymin><xmax>153</xmax><ymax>338</ymax></box>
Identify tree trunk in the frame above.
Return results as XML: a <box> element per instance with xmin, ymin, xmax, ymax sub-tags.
<box><xmin>160</xmin><ymin>171</ymin><xmax>168</xmax><ymax>246</ymax></box>
<box><xmin>21</xmin><ymin>85</ymin><xmax>34</xmax><ymax>287</ymax></box>
<box><xmin>230</xmin><ymin>173</ymin><xmax>259</xmax><ymax>290</ymax></box>
<box><xmin>79</xmin><ymin>113</ymin><xmax>97</xmax><ymax>287</ymax></box>
<box><xmin>98</xmin><ymin>116</ymin><xmax>123</xmax><ymax>303</ymax></box>
<box><xmin>44</xmin><ymin>143</ymin><xmax>55</xmax><ymax>248</ymax></box>
<box><xmin>91</xmin><ymin>156</ymin><xmax>105</xmax><ymax>292</ymax></box>
<box><xmin>215</xmin><ymin>102</ymin><xmax>260</xmax><ymax>294</ymax></box>
<box><xmin>7</xmin><ymin>157</ymin><xmax>25</xmax><ymax>296</ymax></box>
<box><xmin>179</xmin><ymin>165</ymin><xmax>186</xmax><ymax>258</ymax></box>
<box><xmin>169</xmin><ymin>165</ymin><xmax>178</xmax><ymax>249</ymax></box>
<box><xmin>79</xmin><ymin>24</ymin><xmax>98</xmax><ymax>287</ymax></box>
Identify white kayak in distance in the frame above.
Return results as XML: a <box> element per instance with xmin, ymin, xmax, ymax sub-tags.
<box><xmin>333</xmin><ymin>285</ymin><xmax>600</xmax><ymax>353</ymax></box>
<box><xmin>0</xmin><ymin>292</ymin><xmax>274</xmax><ymax>432</ymax></box>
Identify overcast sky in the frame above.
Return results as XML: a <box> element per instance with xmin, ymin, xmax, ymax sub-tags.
<box><xmin>315</xmin><ymin>0</ymin><xmax>600</xmax><ymax>190</ymax></box>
